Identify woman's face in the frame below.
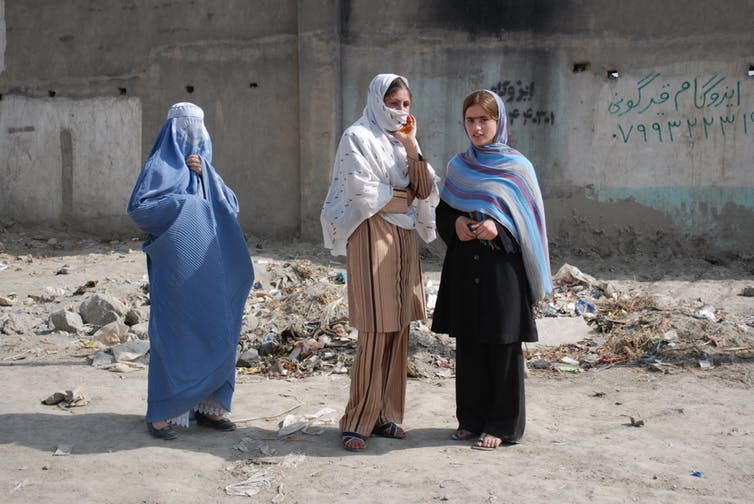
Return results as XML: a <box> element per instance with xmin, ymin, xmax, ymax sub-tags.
<box><xmin>383</xmin><ymin>88</ymin><xmax>411</xmax><ymax>113</ymax></box>
<box><xmin>464</xmin><ymin>104</ymin><xmax>498</xmax><ymax>147</ymax></box>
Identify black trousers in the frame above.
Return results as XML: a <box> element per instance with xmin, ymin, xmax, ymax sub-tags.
<box><xmin>454</xmin><ymin>336</ymin><xmax>526</xmax><ymax>442</ymax></box>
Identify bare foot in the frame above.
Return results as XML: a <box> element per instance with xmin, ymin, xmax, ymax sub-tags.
<box><xmin>345</xmin><ymin>437</ymin><xmax>366</xmax><ymax>450</ymax></box>
<box><xmin>151</xmin><ymin>420</ymin><xmax>170</xmax><ymax>430</ymax></box>
<box><xmin>474</xmin><ymin>433</ymin><xmax>502</xmax><ymax>450</ymax></box>
<box><xmin>342</xmin><ymin>433</ymin><xmax>367</xmax><ymax>451</ymax></box>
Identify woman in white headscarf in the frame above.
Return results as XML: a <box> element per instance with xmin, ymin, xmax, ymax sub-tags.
<box><xmin>321</xmin><ymin>74</ymin><xmax>439</xmax><ymax>451</ymax></box>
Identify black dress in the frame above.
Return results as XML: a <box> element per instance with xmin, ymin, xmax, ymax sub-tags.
<box><xmin>431</xmin><ymin>199</ymin><xmax>538</xmax><ymax>442</ymax></box>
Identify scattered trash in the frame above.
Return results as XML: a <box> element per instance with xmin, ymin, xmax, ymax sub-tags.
<box><xmin>233</xmin><ymin>437</ymin><xmax>277</xmax><ymax>456</ymax></box>
<box><xmin>575</xmin><ymin>299</ymin><xmax>597</xmax><ymax>316</ymax></box>
<box><xmin>693</xmin><ymin>306</ymin><xmax>717</xmax><ymax>321</ymax></box>
<box><xmin>703</xmin><ymin>333</ymin><xmax>727</xmax><ymax>348</ymax></box>
<box><xmin>552</xmin><ymin>362</ymin><xmax>582</xmax><ymax>373</ymax></box>
<box><xmin>2</xmin><ymin>229</ymin><xmax>752</xmax><ymax>386</ymax></box>
<box><xmin>42</xmin><ymin>388</ymin><xmax>89</xmax><ymax>408</ymax></box>
<box><xmin>277</xmin><ymin>414</ymin><xmax>308</xmax><ymax>438</ymax></box>
<box><xmin>549</xmin><ymin>355</ymin><xmax>582</xmax><ymax>373</ymax></box>
<box><xmin>224</xmin><ymin>470</ymin><xmax>271</xmax><ymax>497</ymax></box>
<box><xmin>551</xmin><ymin>263</ymin><xmax>615</xmax><ymax>296</ymax></box>
<box><xmin>331</xmin><ymin>271</ymin><xmax>347</xmax><ymax>284</ymax></box>
<box><xmin>560</xmin><ymin>356</ymin><xmax>580</xmax><ymax>366</ymax></box>
<box><xmin>0</xmin><ymin>261</ymin><xmax>8</xmax><ymax>271</ymax></box>
<box><xmin>698</xmin><ymin>358</ymin><xmax>714</xmax><ymax>369</ymax></box>
<box><xmin>53</xmin><ymin>445</ymin><xmax>72</xmax><ymax>456</ymax></box>
<box><xmin>277</xmin><ymin>407</ymin><xmax>336</xmax><ymax>438</ymax></box>
<box><xmin>691</xmin><ymin>470</ymin><xmax>703</xmax><ymax>478</ymax></box>
<box><xmin>530</xmin><ymin>359</ymin><xmax>550</xmax><ymax>369</ymax></box>
<box><xmin>258</xmin><ymin>330</ymin><xmax>280</xmax><ymax>357</ymax></box>
<box><xmin>288</xmin><ymin>338</ymin><xmax>321</xmax><ymax>361</ymax></box>
<box><xmin>628</xmin><ymin>416</ymin><xmax>645</xmax><ymax>427</ymax></box>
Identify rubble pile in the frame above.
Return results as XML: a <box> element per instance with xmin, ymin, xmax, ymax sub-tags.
<box><xmin>237</xmin><ymin>257</ymin><xmax>456</xmax><ymax>379</ymax></box>
<box><xmin>0</xmin><ymin>225</ymin><xmax>752</xmax><ymax>378</ymax></box>
<box><xmin>529</xmin><ymin>264</ymin><xmax>754</xmax><ymax>373</ymax></box>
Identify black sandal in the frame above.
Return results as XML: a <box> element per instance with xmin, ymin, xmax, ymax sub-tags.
<box><xmin>148</xmin><ymin>423</ymin><xmax>177</xmax><ymax>440</ymax></box>
<box><xmin>342</xmin><ymin>431</ymin><xmax>367</xmax><ymax>451</ymax></box>
<box><xmin>372</xmin><ymin>422</ymin><xmax>406</xmax><ymax>439</ymax></box>
<box><xmin>195</xmin><ymin>411</ymin><xmax>236</xmax><ymax>431</ymax></box>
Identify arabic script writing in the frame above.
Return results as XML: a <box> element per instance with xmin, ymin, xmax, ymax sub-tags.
<box><xmin>608</xmin><ymin>73</ymin><xmax>741</xmax><ymax>117</ymax></box>
<box><xmin>491</xmin><ymin>80</ymin><xmax>555</xmax><ymax>127</ymax></box>
<box><xmin>608</xmin><ymin>72</ymin><xmax>750</xmax><ymax>144</ymax></box>
<box><xmin>615</xmin><ymin>111</ymin><xmax>754</xmax><ymax>143</ymax></box>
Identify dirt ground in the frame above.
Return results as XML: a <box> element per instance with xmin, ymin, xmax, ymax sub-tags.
<box><xmin>1</xmin><ymin>226</ymin><xmax>753</xmax><ymax>504</ymax></box>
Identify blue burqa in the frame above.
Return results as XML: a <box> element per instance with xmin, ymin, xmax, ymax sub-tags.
<box><xmin>127</xmin><ymin>103</ymin><xmax>254</xmax><ymax>424</ymax></box>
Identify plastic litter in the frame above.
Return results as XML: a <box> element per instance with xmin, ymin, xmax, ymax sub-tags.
<box><xmin>575</xmin><ymin>299</ymin><xmax>596</xmax><ymax>316</ymax></box>
<box><xmin>698</xmin><ymin>358</ymin><xmax>714</xmax><ymax>369</ymax></box>
<box><xmin>560</xmin><ymin>356</ymin><xmax>580</xmax><ymax>366</ymax></box>
<box><xmin>693</xmin><ymin>306</ymin><xmax>717</xmax><ymax>321</ymax></box>
<box><xmin>224</xmin><ymin>470</ymin><xmax>270</xmax><ymax>497</ymax></box>
<box><xmin>53</xmin><ymin>444</ymin><xmax>72</xmax><ymax>456</ymax></box>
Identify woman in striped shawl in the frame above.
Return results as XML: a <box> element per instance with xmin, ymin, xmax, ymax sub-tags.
<box><xmin>432</xmin><ymin>90</ymin><xmax>551</xmax><ymax>450</ymax></box>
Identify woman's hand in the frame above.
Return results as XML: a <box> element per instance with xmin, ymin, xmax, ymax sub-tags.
<box><xmin>393</xmin><ymin>115</ymin><xmax>419</xmax><ymax>159</ymax></box>
<box><xmin>455</xmin><ymin>216</ymin><xmax>477</xmax><ymax>241</ymax></box>
<box><xmin>393</xmin><ymin>114</ymin><xmax>416</xmax><ymax>141</ymax></box>
<box><xmin>468</xmin><ymin>219</ymin><xmax>499</xmax><ymax>241</ymax></box>
<box><xmin>186</xmin><ymin>155</ymin><xmax>202</xmax><ymax>175</ymax></box>
<box><xmin>406</xmin><ymin>187</ymin><xmax>415</xmax><ymax>207</ymax></box>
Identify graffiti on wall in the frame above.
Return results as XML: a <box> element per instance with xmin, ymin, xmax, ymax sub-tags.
<box><xmin>490</xmin><ymin>80</ymin><xmax>555</xmax><ymax>127</ymax></box>
<box><xmin>608</xmin><ymin>72</ymin><xmax>750</xmax><ymax>144</ymax></box>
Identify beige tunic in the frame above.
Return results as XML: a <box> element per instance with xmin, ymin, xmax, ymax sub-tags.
<box><xmin>344</xmin><ymin>157</ymin><xmax>432</xmax><ymax>332</ymax></box>
<box><xmin>339</xmin><ymin>158</ymin><xmax>433</xmax><ymax>437</ymax></box>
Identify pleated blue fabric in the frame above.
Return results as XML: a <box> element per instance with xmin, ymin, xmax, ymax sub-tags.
<box><xmin>128</xmin><ymin>103</ymin><xmax>254</xmax><ymax>423</ymax></box>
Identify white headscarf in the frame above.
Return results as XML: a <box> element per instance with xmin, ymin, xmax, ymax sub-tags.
<box><xmin>321</xmin><ymin>73</ymin><xmax>439</xmax><ymax>256</ymax></box>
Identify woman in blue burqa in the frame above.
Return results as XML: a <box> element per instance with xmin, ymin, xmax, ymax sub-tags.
<box><xmin>127</xmin><ymin>102</ymin><xmax>254</xmax><ymax>440</ymax></box>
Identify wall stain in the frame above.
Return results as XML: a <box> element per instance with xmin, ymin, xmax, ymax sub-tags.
<box><xmin>8</xmin><ymin>126</ymin><xmax>35</xmax><ymax>134</ymax></box>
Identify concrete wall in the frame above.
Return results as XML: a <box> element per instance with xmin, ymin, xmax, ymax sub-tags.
<box><xmin>0</xmin><ymin>96</ymin><xmax>140</xmax><ymax>231</ymax></box>
<box><xmin>1</xmin><ymin>0</ymin><xmax>752</xmax><ymax>256</ymax></box>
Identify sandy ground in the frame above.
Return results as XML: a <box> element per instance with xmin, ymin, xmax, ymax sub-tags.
<box><xmin>1</xmin><ymin>227</ymin><xmax>753</xmax><ymax>503</ymax></box>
